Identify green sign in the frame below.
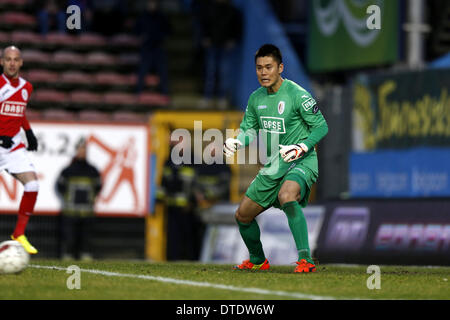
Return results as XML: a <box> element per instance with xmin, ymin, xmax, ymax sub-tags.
<box><xmin>307</xmin><ymin>0</ymin><xmax>399</xmax><ymax>72</ymax></box>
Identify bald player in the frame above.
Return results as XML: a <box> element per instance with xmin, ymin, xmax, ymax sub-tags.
<box><xmin>0</xmin><ymin>46</ymin><xmax>39</xmax><ymax>254</ymax></box>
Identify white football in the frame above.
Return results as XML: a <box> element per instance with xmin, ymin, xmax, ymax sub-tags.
<box><xmin>0</xmin><ymin>240</ymin><xmax>30</xmax><ymax>274</ymax></box>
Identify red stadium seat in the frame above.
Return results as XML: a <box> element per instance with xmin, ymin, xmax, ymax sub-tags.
<box><xmin>60</xmin><ymin>71</ymin><xmax>93</xmax><ymax>85</ymax></box>
<box><xmin>128</xmin><ymin>74</ymin><xmax>160</xmax><ymax>87</ymax></box>
<box><xmin>77</xmin><ymin>33</ymin><xmax>107</xmax><ymax>47</ymax></box>
<box><xmin>0</xmin><ymin>31</ymin><xmax>11</xmax><ymax>43</ymax></box>
<box><xmin>109</xmin><ymin>34</ymin><xmax>140</xmax><ymax>48</ymax></box>
<box><xmin>26</xmin><ymin>69</ymin><xmax>59</xmax><ymax>83</ymax></box>
<box><xmin>78</xmin><ymin>110</ymin><xmax>112</xmax><ymax>122</ymax></box>
<box><xmin>69</xmin><ymin>91</ymin><xmax>103</xmax><ymax>104</ymax></box>
<box><xmin>0</xmin><ymin>0</ymin><xmax>28</xmax><ymax>7</ymax></box>
<box><xmin>33</xmin><ymin>89</ymin><xmax>68</xmax><ymax>103</ymax></box>
<box><xmin>137</xmin><ymin>93</ymin><xmax>170</xmax><ymax>106</ymax></box>
<box><xmin>41</xmin><ymin>108</ymin><xmax>75</xmax><ymax>120</ymax></box>
<box><xmin>145</xmin><ymin>75</ymin><xmax>160</xmax><ymax>87</ymax></box>
<box><xmin>21</xmin><ymin>50</ymin><xmax>51</xmax><ymax>63</ymax></box>
<box><xmin>103</xmin><ymin>92</ymin><xmax>136</xmax><ymax>105</ymax></box>
<box><xmin>11</xmin><ymin>31</ymin><xmax>42</xmax><ymax>45</ymax></box>
<box><xmin>44</xmin><ymin>32</ymin><xmax>76</xmax><ymax>46</ymax></box>
<box><xmin>94</xmin><ymin>72</ymin><xmax>132</xmax><ymax>86</ymax></box>
<box><xmin>112</xmin><ymin>111</ymin><xmax>148</xmax><ymax>123</ymax></box>
<box><xmin>117</xmin><ymin>53</ymin><xmax>140</xmax><ymax>66</ymax></box>
<box><xmin>52</xmin><ymin>51</ymin><xmax>84</xmax><ymax>65</ymax></box>
<box><xmin>25</xmin><ymin>108</ymin><xmax>41</xmax><ymax>120</ymax></box>
<box><xmin>85</xmin><ymin>52</ymin><xmax>117</xmax><ymax>66</ymax></box>
<box><xmin>0</xmin><ymin>12</ymin><xmax>36</xmax><ymax>27</ymax></box>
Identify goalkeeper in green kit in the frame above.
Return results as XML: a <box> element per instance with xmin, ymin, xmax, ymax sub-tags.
<box><xmin>223</xmin><ymin>44</ymin><xmax>328</xmax><ymax>273</ymax></box>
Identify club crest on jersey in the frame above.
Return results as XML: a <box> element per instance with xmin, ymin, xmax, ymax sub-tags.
<box><xmin>21</xmin><ymin>89</ymin><xmax>29</xmax><ymax>101</ymax></box>
<box><xmin>0</xmin><ymin>101</ymin><xmax>26</xmax><ymax>117</ymax></box>
<box><xmin>278</xmin><ymin>101</ymin><xmax>285</xmax><ymax>114</ymax></box>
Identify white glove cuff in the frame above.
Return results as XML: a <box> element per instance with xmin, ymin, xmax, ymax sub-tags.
<box><xmin>297</xmin><ymin>143</ymin><xmax>308</xmax><ymax>153</ymax></box>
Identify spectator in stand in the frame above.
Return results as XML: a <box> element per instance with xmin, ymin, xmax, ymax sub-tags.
<box><xmin>35</xmin><ymin>0</ymin><xmax>93</xmax><ymax>35</ymax></box>
<box><xmin>135</xmin><ymin>0</ymin><xmax>171</xmax><ymax>95</ymax></box>
<box><xmin>188</xmin><ymin>0</ymin><xmax>208</xmax><ymax>78</ymax></box>
<box><xmin>90</xmin><ymin>0</ymin><xmax>127</xmax><ymax>36</ymax></box>
<box><xmin>36</xmin><ymin>0</ymin><xmax>67</xmax><ymax>35</ymax></box>
<box><xmin>199</xmin><ymin>0</ymin><xmax>243</xmax><ymax>109</ymax></box>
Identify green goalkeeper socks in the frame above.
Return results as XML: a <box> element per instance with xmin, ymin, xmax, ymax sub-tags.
<box><xmin>282</xmin><ymin>201</ymin><xmax>314</xmax><ymax>264</ymax></box>
<box><xmin>236</xmin><ymin>219</ymin><xmax>266</xmax><ymax>265</ymax></box>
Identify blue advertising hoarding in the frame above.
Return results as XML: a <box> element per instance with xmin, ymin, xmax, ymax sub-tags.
<box><xmin>350</xmin><ymin>147</ymin><xmax>450</xmax><ymax>197</ymax></box>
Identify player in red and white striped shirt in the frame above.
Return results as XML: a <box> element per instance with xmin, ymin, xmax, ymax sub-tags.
<box><xmin>0</xmin><ymin>46</ymin><xmax>39</xmax><ymax>254</ymax></box>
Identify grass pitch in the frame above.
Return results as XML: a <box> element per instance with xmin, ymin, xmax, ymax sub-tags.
<box><xmin>0</xmin><ymin>259</ymin><xmax>449</xmax><ymax>300</ymax></box>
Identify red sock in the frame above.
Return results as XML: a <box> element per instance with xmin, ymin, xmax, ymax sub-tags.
<box><xmin>13</xmin><ymin>191</ymin><xmax>38</xmax><ymax>238</ymax></box>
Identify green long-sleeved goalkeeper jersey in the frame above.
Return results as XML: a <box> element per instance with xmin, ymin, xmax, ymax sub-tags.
<box><xmin>236</xmin><ymin>79</ymin><xmax>328</xmax><ymax>180</ymax></box>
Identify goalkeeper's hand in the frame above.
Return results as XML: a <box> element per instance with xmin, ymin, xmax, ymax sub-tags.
<box><xmin>279</xmin><ymin>143</ymin><xmax>308</xmax><ymax>163</ymax></box>
<box><xmin>25</xmin><ymin>129</ymin><xmax>38</xmax><ymax>151</ymax></box>
<box><xmin>223</xmin><ymin>138</ymin><xmax>242</xmax><ymax>157</ymax></box>
<box><xmin>0</xmin><ymin>136</ymin><xmax>13</xmax><ymax>149</ymax></box>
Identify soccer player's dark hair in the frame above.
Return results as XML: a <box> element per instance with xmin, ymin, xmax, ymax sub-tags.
<box><xmin>254</xmin><ymin>44</ymin><xmax>282</xmax><ymax>65</ymax></box>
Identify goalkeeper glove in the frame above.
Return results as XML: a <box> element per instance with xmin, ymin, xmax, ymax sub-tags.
<box><xmin>25</xmin><ymin>129</ymin><xmax>38</xmax><ymax>151</ymax></box>
<box><xmin>223</xmin><ymin>138</ymin><xmax>242</xmax><ymax>157</ymax></box>
<box><xmin>279</xmin><ymin>143</ymin><xmax>308</xmax><ymax>163</ymax></box>
<box><xmin>0</xmin><ymin>136</ymin><xmax>13</xmax><ymax>148</ymax></box>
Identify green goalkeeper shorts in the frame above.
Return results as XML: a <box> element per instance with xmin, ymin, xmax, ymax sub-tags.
<box><xmin>245</xmin><ymin>162</ymin><xmax>317</xmax><ymax>209</ymax></box>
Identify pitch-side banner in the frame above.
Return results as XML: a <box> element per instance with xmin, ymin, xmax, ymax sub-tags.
<box><xmin>0</xmin><ymin>122</ymin><xmax>150</xmax><ymax>216</ymax></box>
<box><xmin>200</xmin><ymin>204</ymin><xmax>325</xmax><ymax>265</ymax></box>
<box><xmin>315</xmin><ymin>201</ymin><xmax>450</xmax><ymax>266</ymax></box>
<box><xmin>350</xmin><ymin>148</ymin><xmax>450</xmax><ymax>197</ymax></box>
<box><xmin>353</xmin><ymin>69</ymin><xmax>450</xmax><ymax>151</ymax></box>
<box><xmin>307</xmin><ymin>0</ymin><xmax>398</xmax><ymax>72</ymax></box>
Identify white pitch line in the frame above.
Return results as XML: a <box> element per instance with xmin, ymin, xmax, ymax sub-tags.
<box><xmin>30</xmin><ymin>264</ymin><xmax>341</xmax><ymax>300</ymax></box>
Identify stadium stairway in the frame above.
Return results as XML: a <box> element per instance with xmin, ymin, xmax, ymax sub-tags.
<box><xmin>429</xmin><ymin>1</ymin><xmax>450</xmax><ymax>57</ymax></box>
<box><xmin>165</xmin><ymin>10</ymin><xmax>205</xmax><ymax>109</ymax></box>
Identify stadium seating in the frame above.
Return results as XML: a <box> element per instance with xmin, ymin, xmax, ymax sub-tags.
<box><xmin>33</xmin><ymin>89</ymin><xmax>68</xmax><ymax>105</ymax></box>
<box><xmin>78</xmin><ymin>110</ymin><xmax>112</xmax><ymax>122</ymax></box>
<box><xmin>103</xmin><ymin>92</ymin><xmax>137</xmax><ymax>106</ymax></box>
<box><xmin>85</xmin><ymin>51</ymin><xmax>117</xmax><ymax>66</ymax></box>
<box><xmin>109</xmin><ymin>33</ymin><xmax>140</xmax><ymax>50</ymax></box>
<box><xmin>41</xmin><ymin>108</ymin><xmax>76</xmax><ymax>121</ymax></box>
<box><xmin>0</xmin><ymin>0</ymin><xmax>28</xmax><ymax>8</ymax></box>
<box><xmin>77</xmin><ymin>33</ymin><xmax>108</xmax><ymax>48</ymax></box>
<box><xmin>0</xmin><ymin>1</ymin><xmax>182</xmax><ymax>116</ymax></box>
<box><xmin>52</xmin><ymin>50</ymin><xmax>85</xmax><ymax>65</ymax></box>
<box><xmin>0</xmin><ymin>31</ymin><xmax>9</xmax><ymax>43</ymax></box>
<box><xmin>0</xmin><ymin>12</ymin><xmax>36</xmax><ymax>30</ymax></box>
<box><xmin>25</xmin><ymin>108</ymin><xmax>41</xmax><ymax>120</ymax></box>
<box><xmin>25</xmin><ymin>69</ymin><xmax>59</xmax><ymax>84</ymax></box>
<box><xmin>137</xmin><ymin>93</ymin><xmax>170</xmax><ymax>107</ymax></box>
<box><xmin>10</xmin><ymin>30</ymin><xmax>42</xmax><ymax>46</ymax></box>
<box><xmin>21</xmin><ymin>49</ymin><xmax>51</xmax><ymax>63</ymax></box>
<box><xmin>60</xmin><ymin>71</ymin><xmax>93</xmax><ymax>87</ymax></box>
<box><xmin>69</xmin><ymin>91</ymin><xmax>103</xmax><ymax>106</ymax></box>
<box><xmin>94</xmin><ymin>72</ymin><xmax>129</xmax><ymax>86</ymax></box>
<box><xmin>112</xmin><ymin>111</ymin><xmax>148</xmax><ymax>123</ymax></box>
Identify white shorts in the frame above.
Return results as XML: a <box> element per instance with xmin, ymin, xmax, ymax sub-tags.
<box><xmin>0</xmin><ymin>147</ymin><xmax>35</xmax><ymax>174</ymax></box>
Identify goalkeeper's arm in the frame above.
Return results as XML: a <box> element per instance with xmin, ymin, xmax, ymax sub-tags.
<box><xmin>301</xmin><ymin>123</ymin><xmax>328</xmax><ymax>151</ymax></box>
